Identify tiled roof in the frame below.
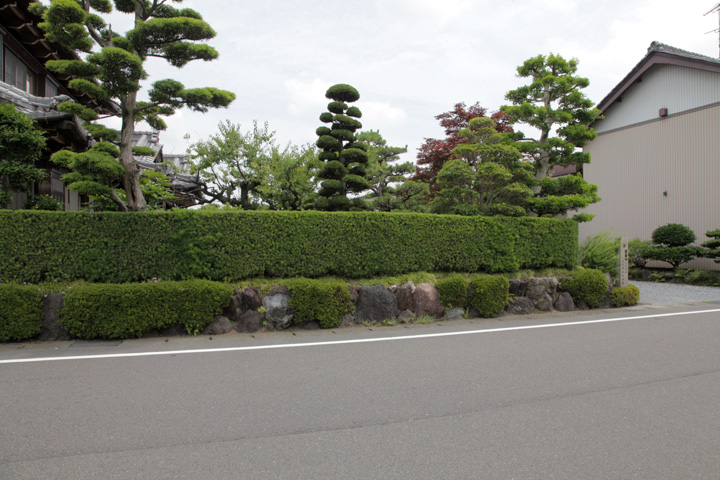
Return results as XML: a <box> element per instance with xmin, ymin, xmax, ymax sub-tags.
<box><xmin>648</xmin><ymin>41</ymin><xmax>720</xmax><ymax>65</ymax></box>
<box><xmin>596</xmin><ymin>41</ymin><xmax>720</xmax><ymax>112</ymax></box>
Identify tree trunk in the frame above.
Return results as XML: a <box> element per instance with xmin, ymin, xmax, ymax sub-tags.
<box><xmin>119</xmin><ymin>94</ymin><xmax>147</xmax><ymax>212</ymax></box>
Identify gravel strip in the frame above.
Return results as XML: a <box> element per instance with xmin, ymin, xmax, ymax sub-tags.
<box><xmin>633</xmin><ymin>281</ymin><xmax>720</xmax><ymax>305</ymax></box>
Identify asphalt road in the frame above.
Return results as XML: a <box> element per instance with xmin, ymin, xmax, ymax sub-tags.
<box><xmin>1</xmin><ymin>304</ymin><xmax>719</xmax><ymax>479</ymax></box>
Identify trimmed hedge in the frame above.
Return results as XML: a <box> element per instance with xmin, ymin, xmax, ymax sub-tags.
<box><xmin>435</xmin><ymin>274</ymin><xmax>469</xmax><ymax>308</ymax></box>
<box><xmin>286</xmin><ymin>278</ymin><xmax>354</xmax><ymax>329</ymax></box>
<box><xmin>468</xmin><ymin>276</ymin><xmax>510</xmax><ymax>318</ymax></box>
<box><xmin>610</xmin><ymin>285</ymin><xmax>640</xmax><ymax>307</ymax></box>
<box><xmin>0</xmin><ymin>284</ymin><xmax>43</xmax><ymax>342</ymax></box>
<box><xmin>59</xmin><ymin>280</ymin><xmax>232</xmax><ymax>339</ymax></box>
<box><xmin>560</xmin><ymin>268</ymin><xmax>608</xmax><ymax>308</ymax></box>
<box><xmin>0</xmin><ymin>210</ymin><xmax>577</xmax><ymax>283</ymax></box>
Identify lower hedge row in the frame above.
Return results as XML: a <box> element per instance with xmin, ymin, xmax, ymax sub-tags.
<box><xmin>0</xmin><ymin>210</ymin><xmax>578</xmax><ymax>283</ymax></box>
<box><xmin>0</xmin><ymin>280</ymin><xmax>232</xmax><ymax>341</ymax></box>
<box><xmin>0</xmin><ymin>270</ymin><xmax>635</xmax><ymax>342</ymax></box>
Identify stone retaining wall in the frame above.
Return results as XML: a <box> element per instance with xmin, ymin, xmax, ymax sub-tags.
<box><xmin>38</xmin><ymin>276</ymin><xmax>614</xmax><ymax>340</ymax></box>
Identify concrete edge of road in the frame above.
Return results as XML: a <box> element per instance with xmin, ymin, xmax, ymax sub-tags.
<box><xmin>1</xmin><ymin>302</ymin><xmax>719</xmax><ymax>365</ymax></box>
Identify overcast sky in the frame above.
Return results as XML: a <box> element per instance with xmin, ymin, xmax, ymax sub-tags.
<box><xmin>105</xmin><ymin>0</ymin><xmax>720</xmax><ymax>161</ymax></box>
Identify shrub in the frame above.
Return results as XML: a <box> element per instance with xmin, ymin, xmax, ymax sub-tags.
<box><xmin>628</xmin><ymin>238</ymin><xmax>652</xmax><ymax>268</ymax></box>
<box><xmin>435</xmin><ymin>274</ymin><xmax>469</xmax><ymax>308</ymax></box>
<box><xmin>59</xmin><ymin>280</ymin><xmax>232</xmax><ymax>339</ymax></box>
<box><xmin>560</xmin><ymin>268</ymin><xmax>609</xmax><ymax>309</ymax></box>
<box><xmin>652</xmin><ymin>223</ymin><xmax>696</xmax><ymax>246</ymax></box>
<box><xmin>0</xmin><ymin>211</ymin><xmax>578</xmax><ymax>283</ymax></box>
<box><xmin>684</xmin><ymin>270</ymin><xmax>720</xmax><ymax>287</ymax></box>
<box><xmin>701</xmin><ymin>229</ymin><xmax>720</xmax><ymax>264</ymax></box>
<box><xmin>610</xmin><ymin>285</ymin><xmax>640</xmax><ymax>307</ymax></box>
<box><xmin>286</xmin><ymin>278</ymin><xmax>353</xmax><ymax>329</ymax></box>
<box><xmin>579</xmin><ymin>230</ymin><xmax>619</xmax><ymax>276</ymax></box>
<box><xmin>642</xmin><ymin>223</ymin><xmax>703</xmax><ymax>268</ymax></box>
<box><xmin>468</xmin><ymin>276</ymin><xmax>510</xmax><ymax>318</ymax></box>
<box><xmin>0</xmin><ymin>284</ymin><xmax>43</xmax><ymax>342</ymax></box>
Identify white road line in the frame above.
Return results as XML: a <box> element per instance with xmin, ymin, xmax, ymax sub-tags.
<box><xmin>1</xmin><ymin>308</ymin><xmax>719</xmax><ymax>365</ymax></box>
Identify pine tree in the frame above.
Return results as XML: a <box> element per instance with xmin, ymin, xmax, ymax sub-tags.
<box><xmin>31</xmin><ymin>0</ymin><xmax>235</xmax><ymax>211</ymax></box>
<box><xmin>315</xmin><ymin>84</ymin><xmax>370</xmax><ymax>211</ymax></box>
<box><xmin>501</xmin><ymin>54</ymin><xmax>601</xmax><ymax>220</ymax></box>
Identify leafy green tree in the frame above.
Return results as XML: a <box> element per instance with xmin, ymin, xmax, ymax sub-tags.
<box><xmin>430</xmin><ymin>117</ymin><xmax>533</xmax><ymax>216</ymax></box>
<box><xmin>255</xmin><ymin>143</ymin><xmax>320</xmax><ymax>211</ymax></box>
<box><xmin>0</xmin><ymin>103</ymin><xmax>47</xmax><ymax>208</ymax></box>
<box><xmin>188</xmin><ymin>121</ymin><xmax>271</xmax><ymax>209</ymax></box>
<box><xmin>354</xmin><ymin>130</ymin><xmax>424</xmax><ymax>211</ymax></box>
<box><xmin>315</xmin><ymin>84</ymin><xmax>370</xmax><ymax>211</ymax></box>
<box><xmin>31</xmin><ymin>0</ymin><xmax>235</xmax><ymax>211</ymax></box>
<box><xmin>501</xmin><ymin>54</ymin><xmax>601</xmax><ymax>221</ymax></box>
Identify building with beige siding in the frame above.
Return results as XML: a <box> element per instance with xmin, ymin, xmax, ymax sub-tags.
<box><xmin>580</xmin><ymin>42</ymin><xmax>720</xmax><ymax>270</ymax></box>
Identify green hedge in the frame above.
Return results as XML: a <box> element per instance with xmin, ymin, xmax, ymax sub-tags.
<box><xmin>560</xmin><ymin>268</ymin><xmax>608</xmax><ymax>309</ymax></box>
<box><xmin>0</xmin><ymin>211</ymin><xmax>577</xmax><ymax>283</ymax></box>
<box><xmin>0</xmin><ymin>284</ymin><xmax>43</xmax><ymax>342</ymax></box>
<box><xmin>468</xmin><ymin>276</ymin><xmax>510</xmax><ymax>318</ymax></box>
<box><xmin>286</xmin><ymin>278</ymin><xmax>354</xmax><ymax>329</ymax></box>
<box><xmin>435</xmin><ymin>274</ymin><xmax>469</xmax><ymax>308</ymax></box>
<box><xmin>59</xmin><ymin>280</ymin><xmax>232</xmax><ymax>339</ymax></box>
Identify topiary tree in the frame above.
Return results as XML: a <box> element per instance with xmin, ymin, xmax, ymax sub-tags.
<box><xmin>642</xmin><ymin>223</ymin><xmax>703</xmax><ymax>268</ymax></box>
<box><xmin>0</xmin><ymin>103</ymin><xmax>47</xmax><ymax>208</ymax></box>
<box><xmin>31</xmin><ymin>0</ymin><xmax>235</xmax><ymax>211</ymax></box>
<box><xmin>501</xmin><ymin>54</ymin><xmax>601</xmax><ymax>221</ymax></box>
<box><xmin>315</xmin><ymin>84</ymin><xmax>370</xmax><ymax>211</ymax></box>
<box><xmin>701</xmin><ymin>229</ymin><xmax>720</xmax><ymax>264</ymax></box>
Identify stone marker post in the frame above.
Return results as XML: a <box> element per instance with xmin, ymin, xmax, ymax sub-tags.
<box><xmin>618</xmin><ymin>237</ymin><xmax>629</xmax><ymax>287</ymax></box>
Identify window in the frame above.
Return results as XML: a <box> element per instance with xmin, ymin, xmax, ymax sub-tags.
<box><xmin>4</xmin><ymin>47</ymin><xmax>37</xmax><ymax>93</ymax></box>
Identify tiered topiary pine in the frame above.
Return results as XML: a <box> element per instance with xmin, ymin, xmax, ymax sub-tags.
<box><xmin>315</xmin><ymin>84</ymin><xmax>371</xmax><ymax>210</ymax></box>
<box><xmin>642</xmin><ymin>223</ymin><xmax>703</xmax><ymax>268</ymax></box>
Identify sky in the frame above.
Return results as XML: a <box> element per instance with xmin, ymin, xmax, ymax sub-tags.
<box><xmin>102</xmin><ymin>0</ymin><xmax>720</xmax><ymax>161</ymax></box>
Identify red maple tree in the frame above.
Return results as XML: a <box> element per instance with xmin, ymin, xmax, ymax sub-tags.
<box><xmin>413</xmin><ymin>102</ymin><xmax>512</xmax><ymax>189</ymax></box>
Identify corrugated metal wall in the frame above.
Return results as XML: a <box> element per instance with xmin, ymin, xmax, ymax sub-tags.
<box><xmin>595</xmin><ymin>65</ymin><xmax>720</xmax><ymax>134</ymax></box>
<box><xmin>580</xmin><ymin>103</ymin><xmax>720</xmax><ymax>270</ymax></box>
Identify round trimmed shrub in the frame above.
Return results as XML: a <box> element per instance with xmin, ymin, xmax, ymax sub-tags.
<box><xmin>468</xmin><ymin>276</ymin><xmax>510</xmax><ymax>318</ymax></box>
<box><xmin>319</xmin><ymin>160</ymin><xmax>347</xmax><ymax>180</ymax></box>
<box><xmin>319</xmin><ymin>179</ymin><xmax>344</xmax><ymax>196</ymax></box>
<box><xmin>343</xmin><ymin>174</ymin><xmax>371</xmax><ymax>192</ymax></box>
<box><xmin>346</xmin><ymin>106</ymin><xmax>362</xmax><ymax>118</ymax></box>
<box><xmin>436</xmin><ymin>274</ymin><xmax>469</xmax><ymax>308</ymax></box>
<box><xmin>610</xmin><ymin>285</ymin><xmax>640</xmax><ymax>307</ymax></box>
<box><xmin>318</xmin><ymin>151</ymin><xmax>337</xmax><ymax>161</ymax></box>
<box><xmin>0</xmin><ymin>284</ymin><xmax>43</xmax><ymax>342</ymax></box>
<box><xmin>316</xmin><ymin>126</ymin><xmax>331</xmax><ymax>136</ymax></box>
<box><xmin>652</xmin><ymin>223</ymin><xmax>695</xmax><ymax>247</ymax></box>
<box><xmin>330</xmin><ymin>129</ymin><xmax>354</xmax><ymax>142</ymax></box>
<box><xmin>319</xmin><ymin>112</ymin><xmax>334</xmax><ymax>123</ymax></box>
<box><xmin>340</xmin><ymin>148</ymin><xmax>368</xmax><ymax>163</ymax></box>
<box><xmin>326</xmin><ymin>84</ymin><xmax>360</xmax><ymax>102</ymax></box>
<box><xmin>327</xmin><ymin>101</ymin><xmax>348</xmax><ymax>114</ymax></box>
<box><xmin>560</xmin><ymin>268</ymin><xmax>608</xmax><ymax>308</ymax></box>
<box><xmin>316</xmin><ymin>135</ymin><xmax>342</xmax><ymax>152</ymax></box>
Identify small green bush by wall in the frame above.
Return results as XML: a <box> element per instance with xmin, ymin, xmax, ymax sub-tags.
<box><xmin>59</xmin><ymin>280</ymin><xmax>232</xmax><ymax>339</ymax></box>
<box><xmin>0</xmin><ymin>284</ymin><xmax>43</xmax><ymax>342</ymax></box>
<box><xmin>610</xmin><ymin>285</ymin><xmax>640</xmax><ymax>307</ymax></box>
<box><xmin>435</xmin><ymin>274</ymin><xmax>469</xmax><ymax>308</ymax></box>
<box><xmin>560</xmin><ymin>268</ymin><xmax>608</xmax><ymax>308</ymax></box>
<box><xmin>468</xmin><ymin>276</ymin><xmax>510</xmax><ymax>318</ymax></box>
<box><xmin>287</xmin><ymin>278</ymin><xmax>353</xmax><ymax>329</ymax></box>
